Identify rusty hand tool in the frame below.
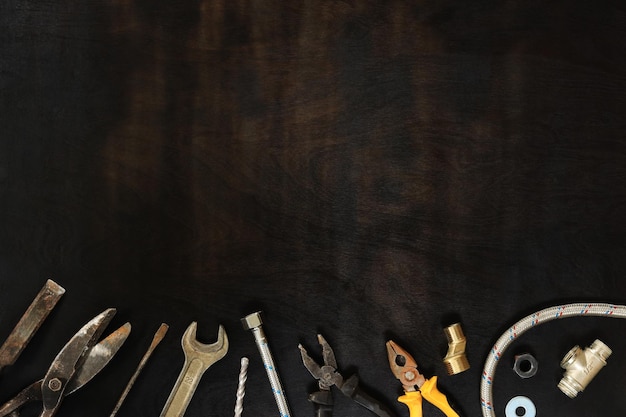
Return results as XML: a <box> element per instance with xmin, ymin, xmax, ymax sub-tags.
<box><xmin>159</xmin><ymin>323</ymin><xmax>228</xmax><ymax>417</ymax></box>
<box><xmin>0</xmin><ymin>308</ymin><xmax>131</xmax><ymax>417</ymax></box>
<box><xmin>299</xmin><ymin>334</ymin><xmax>396</xmax><ymax>417</ymax></box>
<box><xmin>0</xmin><ymin>280</ymin><xmax>65</xmax><ymax>373</ymax></box>
<box><xmin>386</xmin><ymin>341</ymin><xmax>459</xmax><ymax>417</ymax></box>
<box><xmin>109</xmin><ymin>323</ymin><xmax>169</xmax><ymax>417</ymax></box>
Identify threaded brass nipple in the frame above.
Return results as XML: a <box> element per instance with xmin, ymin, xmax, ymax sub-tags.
<box><xmin>443</xmin><ymin>323</ymin><xmax>470</xmax><ymax>375</ymax></box>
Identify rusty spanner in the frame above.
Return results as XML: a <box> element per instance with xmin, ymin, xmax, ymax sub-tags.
<box><xmin>159</xmin><ymin>323</ymin><xmax>228</xmax><ymax>417</ymax></box>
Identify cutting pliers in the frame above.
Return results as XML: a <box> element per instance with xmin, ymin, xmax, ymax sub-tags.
<box><xmin>386</xmin><ymin>340</ymin><xmax>459</xmax><ymax>417</ymax></box>
<box><xmin>299</xmin><ymin>334</ymin><xmax>396</xmax><ymax>417</ymax></box>
<box><xmin>0</xmin><ymin>308</ymin><xmax>130</xmax><ymax>417</ymax></box>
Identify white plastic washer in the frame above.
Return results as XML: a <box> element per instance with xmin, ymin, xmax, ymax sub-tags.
<box><xmin>505</xmin><ymin>396</ymin><xmax>536</xmax><ymax>417</ymax></box>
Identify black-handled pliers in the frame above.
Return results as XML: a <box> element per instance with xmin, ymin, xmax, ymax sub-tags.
<box><xmin>299</xmin><ymin>334</ymin><xmax>397</xmax><ymax>417</ymax></box>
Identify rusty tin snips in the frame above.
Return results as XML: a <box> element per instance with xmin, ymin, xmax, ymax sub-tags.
<box><xmin>0</xmin><ymin>308</ymin><xmax>131</xmax><ymax>417</ymax></box>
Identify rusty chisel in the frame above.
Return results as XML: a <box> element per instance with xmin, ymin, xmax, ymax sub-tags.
<box><xmin>0</xmin><ymin>279</ymin><xmax>65</xmax><ymax>373</ymax></box>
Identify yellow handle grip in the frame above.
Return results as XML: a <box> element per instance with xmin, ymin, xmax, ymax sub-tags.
<box><xmin>397</xmin><ymin>391</ymin><xmax>423</xmax><ymax>417</ymax></box>
<box><xmin>419</xmin><ymin>376</ymin><xmax>460</xmax><ymax>417</ymax></box>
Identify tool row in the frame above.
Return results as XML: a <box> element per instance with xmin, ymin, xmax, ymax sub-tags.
<box><xmin>0</xmin><ymin>280</ymin><xmax>467</xmax><ymax>417</ymax></box>
<box><xmin>0</xmin><ymin>280</ymin><xmax>618</xmax><ymax>417</ymax></box>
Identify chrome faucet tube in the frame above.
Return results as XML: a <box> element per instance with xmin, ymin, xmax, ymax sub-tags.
<box><xmin>242</xmin><ymin>312</ymin><xmax>292</xmax><ymax>417</ymax></box>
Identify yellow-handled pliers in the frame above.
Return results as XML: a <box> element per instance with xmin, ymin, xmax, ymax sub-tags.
<box><xmin>386</xmin><ymin>340</ymin><xmax>460</xmax><ymax>417</ymax></box>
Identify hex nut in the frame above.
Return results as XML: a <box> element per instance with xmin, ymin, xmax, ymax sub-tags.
<box><xmin>241</xmin><ymin>311</ymin><xmax>263</xmax><ymax>330</ymax></box>
<box><xmin>48</xmin><ymin>378</ymin><xmax>63</xmax><ymax>391</ymax></box>
<box><xmin>513</xmin><ymin>353</ymin><xmax>538</xmax><ymax>379</ymax></box>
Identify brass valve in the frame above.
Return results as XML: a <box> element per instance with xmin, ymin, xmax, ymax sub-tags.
<box><xmin>558</xmin><ymin>339</ymin><xmax>612</xmax><ymax>398</ymax></box>
<box><xmin>443</xmin><ymin>323</ymin><xmax>470</xmax><ymax>375</ymax></box>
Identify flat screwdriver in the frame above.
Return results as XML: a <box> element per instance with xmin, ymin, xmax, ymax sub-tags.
<box><xmin>109</xmin><ymin>323</ymin><xmax>169</xmax><ymax>417</ymax></box>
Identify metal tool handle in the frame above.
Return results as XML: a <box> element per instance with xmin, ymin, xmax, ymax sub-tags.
<box><xmin>0</xmin><ymin>380</ymin><xmax>42</xmax><ymax>417</ymax></box>
<box><xmin>351</xmin><ymin>387</ymin><xmax>395</xmax><ymax>417</ymax></box>
<box><xmin>0</xmin><ymin>280</ymin><xmax>65</xmax><ymax>370</ymax></box>
<box><xmin>314</xmin><ymin>403</ymin><xmax>333</xmax><ymax>417</ymax></box>
<box><xmin>159</xmin><ymin>358</ymin><xmax>207</xmax><ymax>417</ymax></box>
<box><xmin>309</xmin><ymin>391</ymin><xmax>333</xmax><ymax>417</ymax></box>
<box><xmin>340</xmin><ymin>375</ymin><xmax>396</xmax><ymax>417</ymax></box>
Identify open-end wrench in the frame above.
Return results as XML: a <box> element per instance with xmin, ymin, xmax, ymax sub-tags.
<box><xmin>159</xmin><ymin>323</ymin><xmax>228</xmax><ymax>417</ymax></box>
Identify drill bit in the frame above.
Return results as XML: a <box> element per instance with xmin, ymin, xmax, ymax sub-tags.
<box><xmin>234</xmin><ymin>357</ymin><xmax>249</xmax><ymax>417</ymax></box>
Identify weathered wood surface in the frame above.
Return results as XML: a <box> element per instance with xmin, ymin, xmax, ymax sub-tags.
<box><xmin>1</xmin><ymin>1</ymin><xmax>626</xmax><ymax>416</ymax></box>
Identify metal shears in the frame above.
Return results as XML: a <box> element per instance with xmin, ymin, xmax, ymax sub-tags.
<box><xmin>299</xmin><ymin>334</ymin><xmax>396</xmax><ymax>417</ymax></box>
<box><xmin>0</xmin><ymin>308</ymin><xmax>130</xmax><ymax>417</ymax></box>
<box><xmin>386</xmin><ymin>340</ymin><xmax>459</xmax><ymax>417</ymax></box>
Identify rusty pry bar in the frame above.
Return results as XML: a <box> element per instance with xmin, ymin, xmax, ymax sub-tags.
<box><xmin>0</xmin><ymin>280</ymin><xmax>65</xmax><ymax>373</ymax></box>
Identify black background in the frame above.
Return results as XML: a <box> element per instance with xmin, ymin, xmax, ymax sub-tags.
<box><xmin>1</xmin><ymin>1</ymin><xmax>626</xmax><ymax>416</ymax></box>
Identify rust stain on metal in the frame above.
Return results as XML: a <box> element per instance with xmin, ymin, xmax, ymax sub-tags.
<box><xmin>0</xmin><ymin>280</ymin><xmax>66</xmax><ymax>369</ymax></box>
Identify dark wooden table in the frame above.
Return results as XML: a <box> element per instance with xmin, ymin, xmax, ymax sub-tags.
<box><xmin>1</xmin><ymin>1</ymin><xmax>626</xmax><ymax>416</ymax></box>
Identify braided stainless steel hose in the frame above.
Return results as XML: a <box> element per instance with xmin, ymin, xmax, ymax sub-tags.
<box><xmin>481</xmin><ymin>303</ymin><xmax>626</xmax><ymax>417</ymax></box>
<box><xmin>242</xmin><ymin>311</ymin><xmax>292</xmax><ymax>417</ymax></box>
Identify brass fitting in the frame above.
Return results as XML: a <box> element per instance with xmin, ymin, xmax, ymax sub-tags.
<box><xmin>443</xmin><ymin>323</ymin><xmax>470</xmax><ymax>375</ymax></box>
<box><xmin>558</xmin><ymin>339</ymin><xmax>612</xmax><ymax>398</ymax></box>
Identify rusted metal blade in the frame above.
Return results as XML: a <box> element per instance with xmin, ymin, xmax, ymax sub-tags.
<box><xmin>41</xmin><ymin>308</ymin><xmax>117</xmax><ymax>417</ymax></box>
<box><xmin>298</xmin><ymin>343</ymin><xmax>324</xmax><ymax>380</ymax></box>
<box><xmin>385</xmin><ymin>340</ymin><xmax>425</xmax><ymax>391</ymax></box>
<box><xmin>299</xmin><ymin>335</ymin><xmax>343</xmax><ymax>391</ymax></box>
<box><xmin>0</xmin><ymin>309</ymin><xmax>129</xmax><ymax>417</ymax></box>
<box><xmin>0</xmin><ymin>280</ymin><xmax>65</xmax><ymax>371</ymax></box>
<box><xmin>66</xmin><ymin>322</ymin><xmax>132</xmax><ymax>394</ymax></box>
<box><xmin>0</xmin><ymin>322</ymin><xmax>130</xmax><ymax>417</ymax></box>
<box><xmin>318</xmin><ymin>334</ymin><xmax>338</xmax><ymax>371</ymax></box>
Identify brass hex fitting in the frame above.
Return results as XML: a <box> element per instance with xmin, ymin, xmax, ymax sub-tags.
<box><xmin>443</xmin><ymin>323</ymin><xmax>470</xmax><ymax>375</ymax></box>
<box><xmin>558</xmin><ymin>339</ymin><xmax>612</xmax><ymax>398</ymax></box>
